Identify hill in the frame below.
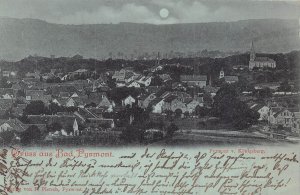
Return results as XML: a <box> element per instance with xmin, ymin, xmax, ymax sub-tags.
<box><xmin>0</xmin><ymin>18</ymin><xmax>299</xmax><ymax>60</ymax></box>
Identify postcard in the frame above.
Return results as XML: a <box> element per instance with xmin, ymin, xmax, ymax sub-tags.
<box><xmin>0</xmin><ymin>0</ymin><xmax>299</xmax><ymax>195</ymax></box>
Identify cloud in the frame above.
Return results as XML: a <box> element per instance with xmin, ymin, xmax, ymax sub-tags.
<box><xmin>0</xmin><ymin>0</ymin><xmax>299</xmax><ymax>24</ymax></box>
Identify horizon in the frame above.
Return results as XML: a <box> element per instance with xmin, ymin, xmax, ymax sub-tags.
<box><xmin>1</xmin><ymin>16</ymin><xmax>298</xmax><ymax>26</ymax></box>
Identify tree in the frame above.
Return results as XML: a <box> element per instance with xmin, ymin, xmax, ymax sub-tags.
<box><xmin>24</xmin><ymin>101</ymin><xmax>48</xmax><ymax>115</ymax></box>
<box><xmin>48</xmin><ymin>102</ymin><xmax>62</xmax><ymax>114</ymax></box>
<box><xmin>120</xmin><ymin>125</ymin><xmax>144</xmax><ymax>143</ymax></box>
<box><xmin>195</xmin><ymin>106</ymin><xmax>210</xmax><ymax>117</ymax></box>
<box><xmin>85</xmin><ymin>102</ymin><xmax>97</xmax><ymax>108</ymax></box>
<box><xmin>0</xmin><ymin>131</ymin><xmax>15</xmax><ymax>145</ymax></box>
<box><xmin>211</xmin><ymin>84</ymin><xmax>259</xmax><ymax>129</ymax></box>
<box><xmin>47</xmin><ymin>122</ymin><xmax>62</xmax><ymax>132</ymax></box>
<box><xmin>254</xmin><ymin>88</ymin><xmax>272</xmax><ymax>99</ymax></box>
<box><xmin>150</xmin><ymin>75</ymin><xmax>163</xmax><ymax>86</ymax></box>
<box><xmin>278</xmin><ymin>80</ymin><xmax>292</xmax><ymax>92</ymax></box>
<box><xmin>166</xmin><ymin>123</ymin><xmax>178</xmax><ymax>137</ymax></box>
<box><xmin>20</xmin><ymin>125</ymin><xmax>42</xmax><ymax>145</ymax></box>
<box><xmin>16</xmin><ymin>90</ymin><xmax>26</xmax><ymax>97</ymax></box>
<box><xmin>0</xmin><ymin>77</ymin><xmax>12</xmax><ymax>88</ymax></box>
<box><xmin>175</xmin><ymin>109</ymin><xmax>182</xmax><ymax>118</ymax></box>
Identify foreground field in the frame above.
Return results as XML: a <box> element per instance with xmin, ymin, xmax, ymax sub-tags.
<box><xmin>151</xmin><ymin>129</ymin><xmax>298</xmax><ymax>146</ymax></box>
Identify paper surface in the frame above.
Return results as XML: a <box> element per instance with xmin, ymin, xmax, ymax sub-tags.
<box><xmin>1</xmin><ymin>146</ymin><xmax>299</xmax><ymax>195</ymax></box>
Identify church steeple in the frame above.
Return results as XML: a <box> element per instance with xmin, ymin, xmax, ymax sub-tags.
<box><xmin>250</xmin><ymin>41</ymin><xmax>256</xmax><ymax>61</ymax></box>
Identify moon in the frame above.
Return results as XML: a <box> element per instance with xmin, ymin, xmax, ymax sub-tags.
<box><xmin>159</xmin><ymin>8</ymin><xmax>169</xmax><ymax>19</ymax></box>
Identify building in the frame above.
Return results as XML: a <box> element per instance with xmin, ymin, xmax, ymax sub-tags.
<box><xmin>269</xmin><ymin>108</ymin><xmax>294</xmax><ymax>128</ymax></box>
<box><xmin>224</xmin><ymin>76</ymin><xmax>239</xmax><ymax>84</ymax></box>
<box><xmin>249</xmin><ymin>42</ymin><xmax>276</xmax><ymax>70</ymax></box>
<box><xmin>112</xmin><ymin>69</ymin><xmax>126</xmax><ymax>82</ymax></box>
<box><xmin>250</xmin><ymin>104</ymin><xmax>270</xmax><ymax>121</ymax></box>
<box><xmin>180</xmin><ymin>75</ymin><xmax>207</xmax><ymax>88</ymax></box>
<box><xmin>121</xmin><ymin>95</ymin><xmax>136</xmax><ymax>107</ymax></box>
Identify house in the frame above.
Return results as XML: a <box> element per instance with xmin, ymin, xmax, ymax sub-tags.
<box><xmin>186</xmin><ymin>98</ymin><xmax>204</xmax><ymax>113</ymax></box>
<box><xmin>25</xmin><ymin>90</ymin><xmax>51</xmax><ymax>104</ymax></box>
<box><xmin>250</xmin><ymin>104</ymin><xmax>270</xmax><ymax>121</ymax></box>
<box><xmin>0</xmin><ymin>99</ymin><xmax>14</xmax><ymax>118</ymax></box>
<box><xmin>25</xmin><ymin>70</ymin><xmax>40</xmax><ymax>79</ymax></box>
<box><xmin>65</xmin><ymin>97</ymin><xmax>77</xmax><ymax>107</ymax></box>
<box><xmin>47</xmin><ymin>85</ymin><xmax>79</xmax><ymax>97</ymax></box>
<box><xmin>0</xmin><ymin>88</ymin><xmax>15</xmax><ymax>99</ymax></box>
<box><xmin>203</xmin><ymin>86</ymin><xmax>220</xmax><ymax>97</ymax></box>
<box><xmin>162</xmin><ymin>95</ymin><xmax>185</xmax><ymax>113</ymax></box>
<box><xmin>224</xmin><ymin>76</ymin><xmax>239</xmax><ymax>84</ymax></box>
<box><xmin>11</xmin><ymin>104</ymin><xmax>27</xmax><ymax>117</ymax></box>
<box><xmin>0</xmin><ymin>119</ymin><xmax>27</xmax><ymax>133</ymax></box>
<box><xmin>138</xmin><ymin>93</ymin><xmax>156</xmax><ymax>109</ymax></box>
<box><xmin>27</xmin><ymin>115</ymin><xmax>82</xmax><ymax>134</ymax></box>
<box><xmin>112</xmin><ymin>69</ymin><xmax>126</xmax><ymax>82</ymax></box>
<box><xmin>146</xmin><ymin>86</ymin><xmax>163</xmax><ymax>94</ymax></box>
<box><xmin>269</xmin><ymin>108</ymin><xmax>295</xmax><ymax>128</ymax></box>
<box><xmin>126</xmin><ymin>81</ymin><xmax>141</xmax><ymax>88</ymax></box>
<box><xmin>0</xmin><ymin>119</ymin><xmax>46</xmax><ymax>134</ymax></box>
<box><xmin>138</xmin><ymin>76</ymin><xmax>152</xmax><ymax>87</ymax></box>
<box><xmin>158</xmin><ymin>74</ymin><xmax>171</xmax><ymax>82</ymax></box>
<box><xmin>2</xmin><ymin>71</ymin><xmax>11</xmax><ymax>77</ymax></box>
<box><xmin>249</xmin><ymin>42</ymin><xmax>276</xmax><ymax>70</ymax></box>
<box><xmin>149</xmin><ymin>98</ymin><xmax>164</xmax><ymax>114</ymax></box>
<box><xmin>180</xmin><ymin>75</ymin><xmax>207</xmax><ymax>88</ymax></box>
<box><xmin>170</xmin><ymin>91</ymin><xmax>192</xmax><ymax>102</ymax></box>
<box><xmin>151</xmin><ymin>65</ymin><xmax>163</xmax><ymax>72</ymax></box>
<box><xmin>171</xmin><ymin>82</ymin><xmax>187</xmax><ymax>91</ymax></box>
<box><xmin>86</xmin><ymin>118</ymin><xmax>115</xmax><ymax>129</ymax></box>
<box><xmin>292</xmin><ymin>112</ymin><xmax>300</xmax><ymax>134</ymax></box>
<box><xmin>124</xmin><ymin>72</ymin><xmax>135</xmax><ymax>83</ymax></box>
<box><xmin>97</xmin><ymin>96</ymin><xmax>115</xmax><ymax>112</ymax></box>
<box><xmin>122</xmin><ymin>95</ymin><xmax>136</xmax><ymax>107</ymax></box>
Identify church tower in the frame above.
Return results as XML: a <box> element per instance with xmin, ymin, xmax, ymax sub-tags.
<box><xmin>219</xmin><ymin>68</ymin><xmax>225</xmax><ymax>79</ymax></box>
<box><xmin>250</xmin><ymin>41</ymin><xmax>256</xmax><ymax>61</ymax></box>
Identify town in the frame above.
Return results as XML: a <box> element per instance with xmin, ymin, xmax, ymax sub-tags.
<box><xmin>0</xmin><ymin>42</ymin><xmax>299</xmax><ymax>146</ymax></box>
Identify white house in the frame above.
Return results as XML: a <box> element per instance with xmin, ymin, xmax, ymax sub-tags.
<box><xmin>251</xmin><ymin>104</ymin><xmax>270</xmax><ymax>121</ymax></box>
<box><xmin>127</xmin><ymin>81</ymin><xmax>141</xmax><ymax>88</ymax></box>
<box><xmin>150</xmin><ymin>98</ymin><xmax>165</xmax><ymax>113</ymax></box>
<box><xmin>1</xmin><ymin>94</ymin><xmax>13</xmax><ymax>99</ymax></box>
<box><xmin>122</xmin><ymin>95</ymin><xmax>136</xmax><ymax>107</ymax></box>
<box><xmin>138</xmin><ymin>76</ymin><xmax>152</xmax><ymax>87</ymax></box>
<box><xmin>66</xmin><ymin>98</ymin><xmax>76</xmax><ymax>107</ymax></box>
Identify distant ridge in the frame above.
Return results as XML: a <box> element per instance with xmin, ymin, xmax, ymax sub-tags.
<box><xmin>0</xmin><ymin>18</ymin><xmax>299</xmax><ymax>60</ymax></box>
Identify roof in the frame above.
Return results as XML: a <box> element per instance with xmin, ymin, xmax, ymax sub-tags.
<box><xmin>2</xmin><ymin>119</ymin><xmax>27</xmax><ymax>133</ymax></box>
<box><xmin>272</xmin><ymin>108</ymin><xmax>295</xmax><ymax>118</ymax></box>
<box><xmin>164</xmin><ymin>95</ymin><xmax>178</xmax><ymax>103</ymax></box>
<box><xmin>180</xmin><ymin>75</ymin><xmax>207</xmax><ymax>81</ymax></box>
<box><xmin>0</xmin><ymin>88</ymin><xmax>14</xmax><ymax>96</ymax></box>
<box><xmin>47</xmin><ymin>85</ymin><xmax>78</xmax><ymax>96</ymax></box>
<box><xmin>74</xmin><ymin>69</ymin><xmax>88</xmax><ymax>73</ymax></box>
<box><xmin>75</xmin><ymin>108</ymin><xmax>99</xmax><ymax>120</ymax></box>
<box><xmin>294</xmin><ymin>112</ymin><xmax>300</xmax><ymax>119</ymax></box>
<box><xmin>25</xmin><ymin>90</ymin><xmax>44</xmax><ymax>97</ymax></box>
<box><xmin>138</xmin><ymin>93</ymin><xmax>151</xmax><ymax>101</ymax></box>
<box><xmin>251</xmin><ymin>104</ymin><xmax>267</xmax><ymax>112</ymax></box>
<box><xmin>255</xmin><ymin>57</ymin><xmax>275</xmax><ymax>62</ymax></box>
<box><xmin>149</xmin><ymin>98</ymin><xmax>164</xmax><ymax>107</ymax></box>
<box><xmin>27</xmin><ymin>115</ymin><xmax>79</xmax><ymax>129</ymax></box>
<box><xmin>0</xmin><ymin>99</ymin><xmax>13</xmax><ymax>110</ymax></box>
<box><xmin>204</xmin><ymin>86</ymin><xmax>220</xmax><ymax>93</ymax></box>
<box><xmin>224</xmin><ymin>76</ymin><xmax>239</xmax><ymax>82</ymax></box>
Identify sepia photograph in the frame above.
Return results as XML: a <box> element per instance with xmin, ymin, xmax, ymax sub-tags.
<box><xmin>0</xmin><ymin>0</ymin><xmax>299</xmax><ymax>147</ymax></box>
